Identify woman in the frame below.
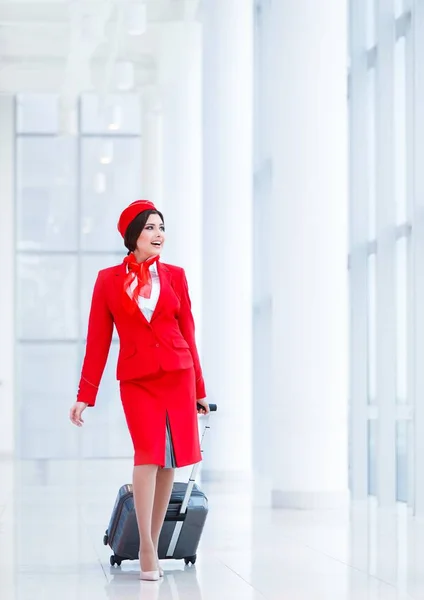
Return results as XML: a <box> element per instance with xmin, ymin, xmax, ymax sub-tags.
<box><xmin>69</xmin><ymin>199</ymin><xmax>208</xmax><ymax>581</ymax></box>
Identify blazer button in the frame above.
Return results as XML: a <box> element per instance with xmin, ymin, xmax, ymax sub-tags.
<box><xmin>156</xmin><ymin>343</ymin><xmax>160</xmax><ymax>347</ymax></box>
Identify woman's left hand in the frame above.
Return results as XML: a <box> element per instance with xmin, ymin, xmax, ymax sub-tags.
<box><xmin>197</xmin><ymin>398</ymin><xmax>210</xmax><ymax>415</ymax></box>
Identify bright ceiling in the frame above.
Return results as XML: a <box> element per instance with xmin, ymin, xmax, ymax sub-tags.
<box><xmin>0</xmin><ymin>0</ymin><xmax>201</xmax><ymax>96</ymax></box>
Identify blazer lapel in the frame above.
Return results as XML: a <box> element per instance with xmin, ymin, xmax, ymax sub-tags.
<box><xmin>114</xmin><ymin>262</ymin><xmax>148</xmax><ymax>325</ymax></box>
<box><xmin>114</xmin><ymin>262</ymin><xmax>127</xmax><ymax>296</ymax></box>
<box><xmin>152</xmin><ymin>262</ymin><xmax>172</xmax><ymax>321</ymax></box>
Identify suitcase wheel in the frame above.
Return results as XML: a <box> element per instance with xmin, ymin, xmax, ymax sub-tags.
<box><xmin>103</xmin><ymin>533</ymin><xmax>109</xmax><ymax>546</ymax></box>
<box><xmin>110</xmin><ymin>555</ymin><xmax>122</xmax><ymax>567</ymax></box>
<box><xmin>184</xmin><ymin>554</ymin><xmax>197</xmax><ymax>566</ymax></box>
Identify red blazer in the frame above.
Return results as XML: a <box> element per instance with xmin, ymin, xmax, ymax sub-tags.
<box><xmin>77</xmin><ymin>261</ymin><xmax>206</xmax><ymax>406</ymax></box>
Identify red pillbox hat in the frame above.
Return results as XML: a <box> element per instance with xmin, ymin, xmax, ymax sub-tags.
<box><xmin>117</xmin><ymin>200</ymin><xmax>156</xmax><ymax>238</ymax></box>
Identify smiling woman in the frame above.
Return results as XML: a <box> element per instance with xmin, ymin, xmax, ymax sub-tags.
<box><xmin>68</xmin><ymin>199</ymin><xmax>209</xmax><ymax>580</ymax></box>
<box><xmin>123</xmin><ymin>207</ymin><xmax>165</xmax><ymax>258</ymax></box>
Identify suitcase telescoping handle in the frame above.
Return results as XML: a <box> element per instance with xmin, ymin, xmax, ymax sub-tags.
<box><xmin>179</xmin><ymin>403</ymin><xmax>218</xmax><ymax>515</ymax></box>
<box><xmin>198</xmin><ymin>402</ymin><xmax>217</xmax><ymax>412</ymax></box>
<box><xmin>165</xmin><ymin>404</ymin><xmax>218</xmax><ymax>558</ymax></box>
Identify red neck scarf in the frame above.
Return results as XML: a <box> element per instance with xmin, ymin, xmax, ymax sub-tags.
<box><xmin>122</xmin><ymin>253</ymin><xmax>160</xmax><ymax>314</ymax></box>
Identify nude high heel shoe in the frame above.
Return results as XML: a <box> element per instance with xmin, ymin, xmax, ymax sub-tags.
<box><xmin>139</xmin><ymin>548</ymin><xmax>160</xmax><ymax>581</ymax></box>
<box><xmin>155</xmin><ymin>552</ymin><xmax>164</xmax><ymax>577</ymax></box>
<box><xmin>140</xmin><ymin>569</ymin><xmax>160</xmax><ymax>581</ymax></box>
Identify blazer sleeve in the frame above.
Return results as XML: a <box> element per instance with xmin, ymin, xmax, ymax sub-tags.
<box><xmin>77</xmin><ymin>271</ymin><xmax>113</xmax><ymax>406</ymax></box>
<box><xmin>177</xmin><ymin>269</ymin><xmax>206</xmax><ymax>399</ymax></box>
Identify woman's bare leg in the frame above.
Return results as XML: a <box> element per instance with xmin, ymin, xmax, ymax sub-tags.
<box><xmin>133</xmin><ymin>464</ymin><xmax>159</xmax><ymax>573</ymax></box>
<box><xmin>152</xmin><ymin>467</ymin><xmax>175</xmax><ymax>564</ymax></box>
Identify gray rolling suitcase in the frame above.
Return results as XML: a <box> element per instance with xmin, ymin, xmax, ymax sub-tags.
<box><xmin>104</xmin><ymin>403</ymin><xmax>217</xmax><ymax>567</ymax></box>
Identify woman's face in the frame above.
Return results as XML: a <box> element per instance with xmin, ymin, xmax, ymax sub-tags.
<box><xmin>134</xmin><ymin>213</ymin><xmax>166</xmax><ymax>261</ymax></box>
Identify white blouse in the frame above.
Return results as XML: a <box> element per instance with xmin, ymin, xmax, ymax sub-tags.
<box><xmin>128</xmin><ymin>261</ymin><xmax>160</xmax><ymax>322</ymax></box>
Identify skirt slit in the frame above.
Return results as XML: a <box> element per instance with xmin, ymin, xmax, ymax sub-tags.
<box><xmin>164</xmin><ymin>412</ymin><xmax>177</xmax><ymax>468</ymax></box>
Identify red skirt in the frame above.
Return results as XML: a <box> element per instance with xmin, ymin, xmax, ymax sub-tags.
<box><xmin>120</xmin><ymin>367</ymin><xmax>202</xmax><ymax>468</ymax></box>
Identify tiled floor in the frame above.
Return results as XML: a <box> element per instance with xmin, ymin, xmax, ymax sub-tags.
<box><xmin>0</xmin><ymin>457</ymin><xmax>422</xmax><ymax>599</ymax></box>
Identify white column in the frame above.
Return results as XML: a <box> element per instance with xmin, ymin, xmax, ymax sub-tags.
<box><xmin>158</xmin><ymin>23</ymin><xmax>203</xmax><ymax>322</ymax></box>
<box><xmin>141</xmin><ymin>90</ymin><xmax>164</xmax><ymax>208</ymax></box>
<box><xmin>412</xmin><ymin>0</ymin><xmax>424</xmax><ymax>517</ymax></box>
<box><xmin>348</xmin><ymin>0</ymin><xmax>371</xmax><ymax>504</ymax></box>
<box><xmin>266</xmin><ymin>0</ymin><xmax>349</xmax><ymax>508</ymax></box>
<box><xmin>0</xmin><ymin>96</ymin><xmax>15</xmax><ymax>457</ymax></box>
<box><xmin>375</xmin><ymin>0</ymin><xmax>397</xmax><ymax>509</ymax></box>
<box><xmin>202</xmin><ymin>0</ymin><xmax>253</xmax><ymax>479</ymax></box>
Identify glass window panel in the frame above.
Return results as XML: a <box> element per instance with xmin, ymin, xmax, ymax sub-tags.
<box><xmin>368</xmin><ymin>420</ymin><xmax>377</xmax><ymax>496</ymax></box>
<box><xmin>368</xmin><ymin>254</ymin><xmax>377</xmax><ymax>404</ymax></box>
<box><xmin>80</xmin><ymin>255</ymin><xmax>120</xmax><ymax>340</ymax></box>
<box><xmin>17</xmin><ymin>343</ymin><xmax>79</xmax><ymax>458</ymax></box>
<box><xmin>16</xmin><ymin>137</ymin><xmax>78</xmax><ymax>251</ymax></box>
<box><xmin>368</xmin><ymin>69</ymin><xmax>376</xmax><ymax>240</ymax></box>
<box><xmin>395</xmin><ymin>38</ymin><xmax>407</xmax><ymax>225</ymax></box>
<box><xmin>395</xmin><ymin>0</ymin><xmax>405</xmax><ymax>18</ymax></box>
<box><xmin>80</xmin><ymin>344</ymin><xmax>133</xmax><ymax>458</ymax></box>
<box><xmin>396</xmin><ymin>420</ymin><xmax>408</xmax><ymax>502</ymax></box>
<box><xmin>17</xmin><ymin>255</ymin><xmax>78</xmax><ymax>340</ymax></box>
<box><xmin>16</xmin><ymin>93</ymin><xmax>59</xmax><ymax>134</ymax></box>
<box><xmin>396</xmin><ymin>237</ymin><xmax>408</xmax><ymax>404</ymax></box>
<box><xmin>348</xmin><ymin>406</ymin><xmax>353</xmax><ymax>492</ymax></box>
<box><xmin>80</xmin><ymin>94</ymin><xmax>141</xmax><ymax>134</ymax></box>
<box><xmin>366</xmin><ymin>0</ymin><xmax>376</xmax><ymax>49</ymax></box>
<box><xmin>80</xmin><ymin>138</ymin><xmax>142</xmax><ymax>251</ymax></box>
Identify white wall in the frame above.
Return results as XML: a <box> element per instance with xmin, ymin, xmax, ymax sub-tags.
<box><xmin>0</xmin><ymin>95</ymin><xmax>15</xmax><ymax>456</ymax></box>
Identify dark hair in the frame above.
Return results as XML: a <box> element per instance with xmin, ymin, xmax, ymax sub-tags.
<box><xmin>124</xmin><ymin>209</ymin><xmax>165</xmax><ymax>254</ymax></box>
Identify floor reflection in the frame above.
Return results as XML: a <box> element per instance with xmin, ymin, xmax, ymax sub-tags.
<box><xmin>106</xmin><ymin>566</ymin><xmax>202</xmax><ymax>600</ymax></box>
<box><xmin>4</xmin><ymin>459</ymin><xmax>424</xmax><ymax>599</ymax></box>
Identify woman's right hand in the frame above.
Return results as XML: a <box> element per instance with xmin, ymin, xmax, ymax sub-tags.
<box><xmin>69</xmin><ymin>402</ymin><xmax>88</xmax><ymax>427</ymax></box>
